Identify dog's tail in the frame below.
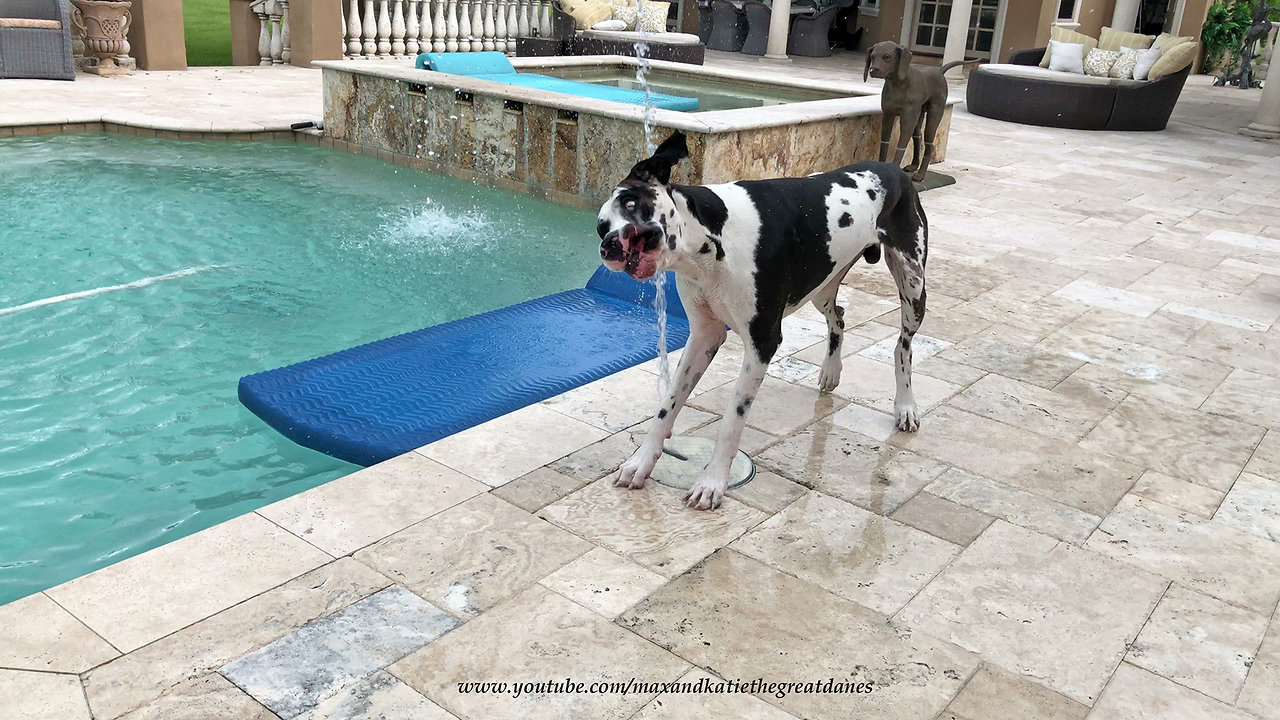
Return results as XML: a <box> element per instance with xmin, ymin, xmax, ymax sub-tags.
<box><xmin>938</xmin><ymin>58</ymin><xmax>983</xmax><ymax>74</ymax></box>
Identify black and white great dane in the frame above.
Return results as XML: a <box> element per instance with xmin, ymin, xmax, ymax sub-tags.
<box><xmin>596</xmin><ymin>132</ymin><xmax>929</xmax><ymax>510</ymax></box>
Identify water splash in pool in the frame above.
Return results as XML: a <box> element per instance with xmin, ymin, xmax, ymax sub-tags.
<box><xmin>634</xmin><ymin>0</ymin><xmax>670</xmax><ymax>400</ymax></box>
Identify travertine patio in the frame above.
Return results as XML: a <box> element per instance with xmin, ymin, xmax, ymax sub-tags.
<box><xmin>3</xmin><ymin>56</ymin><xmax>1280</xmax><ymax>720</ymax></box>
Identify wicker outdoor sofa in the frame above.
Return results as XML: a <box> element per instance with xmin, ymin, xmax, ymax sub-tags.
<box><xmin>0</xmin><ymin>0</ymin><xmax>75</xmax><ymax>79</ymax></box>
<box><xmin>966</xmin><ymin>46</ymin><xmax>1192</xmax><ymax>131</ymax></box>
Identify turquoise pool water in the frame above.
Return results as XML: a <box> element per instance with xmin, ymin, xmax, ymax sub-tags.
<box><xmin>0</xmin><ymin>134</ymin><xmax>598</xmax><ymax>605</ymax></box>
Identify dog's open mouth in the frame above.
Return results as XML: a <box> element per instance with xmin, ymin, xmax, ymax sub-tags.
<box><xmin>603</xmin><ymin>224</ymin><xmax>662</xmax><ymax>281</ymax></box>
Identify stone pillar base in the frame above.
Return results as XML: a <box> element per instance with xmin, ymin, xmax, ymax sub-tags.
<box><xmin>1240</xmin><ymin>124</ymin><xmax>1280</xmax><ymax>139</ymax></box>
<box><xmin>760</xmin><ymin>54</ymin><xmax>792</xmax><ymax>63</ymax></box>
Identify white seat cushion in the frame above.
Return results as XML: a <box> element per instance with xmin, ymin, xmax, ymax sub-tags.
<box><xmin>981</xmin><ymin>63</ymin><xmax>1145</xmax><ymax>87</ymax></box>
<box><xmin>580</xmin><ymin>29</ymin><xmax>702</xmax><ymax>45</ymax></box>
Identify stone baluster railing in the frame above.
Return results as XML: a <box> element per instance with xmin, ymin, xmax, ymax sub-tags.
<box><xmin>537</xmin><ymin>0</ymin><xmax>550</xmax><ymax>37</ymax></box>
<box><xmin>250</xmin><ymin>0</ymin><xmax>287</xmax><ymax>65</ymax></box>
<box><xmin>340</xmin><ymin>0</ymin><xmax>525</xmax><ymax>56</ymax></box>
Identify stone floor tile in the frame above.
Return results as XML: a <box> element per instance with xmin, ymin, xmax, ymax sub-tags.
<box><xmin>1185</xmin><ymin>322</ymin><xmax>1280</xmax><ymax>380</ymax></box>
<box><xmin>117</xmin><ymin>675</ymin><xmax>274</xmax><ymax>720</ymax></box>
<box><xmin>725</xmin><ymin>470</ymin><xmax>807</xmax><ymax>514</ymax></box>
<box><xmin>829</xmin><ymin>402</ymin><xmax>901</xmax><ymax>442</ymax></box>
<box><xmin>940</xmin><ymin>326</ymin><xmax>1084</xmax><ymax>389</ymax></box>
<box><xmin>757</xmin><ymin>421</ymin><xmax>950</xmax><ymax>515</ymax></box>
<box><xmin>46</xmin><ymin>513</ymin><xmax>332</xmax><ymax>654</ymax></box>
<box><xmin>0</xmin><ymin>669</ymin><xmax>91</xmax><ymax>720</ymax></box>
<box><xmin>295</xmin><ymin>671</ymin><xmax>456</xmax><ymax>720</ymax></box>
<box><xmin>417</xmin><ymin>404</ymin><xmax>608</xmax><ymax>487</ymax></box>
<box><xmin>1215</xmin><ymin>472</ymin><xmax>1280</xmax><ymax>542</ymax></box>
<box><xmin>1036</xmin><ymin>327</ymin><xmax>1231</xmax><ymax>398</ymax></box>
<box><xmin>1065</xmin><ymin>308</ymin><xmax>1205</xmax><ymax>355</ymax></box>
<box><xmin>911</xmin><ymin>306</ymin><xmax>995</xmax><ymax>343</ymax></box>
<box><xmin>1126</xmin><ymin>585</ymin><xmax>1269</xmax><ymax>704</ymax></box>
<box><xmin>539</xmin><ymin>547</ymin><xmax>669</xmax><ymax>619</ymax></box>
<box><xmin>1130</xmin><ymin>471</ymin><xmax>1225</xmax><ymax>519</ymax></box>
<box><xmin>618</xmin><ymin>549</ymin><xmax>976</xmax><ymax>720</ymax></box>
<box><xmin>913</xmin><ymin>355</ymin><xmax>990</xmax><ymax>387</ymax></box>
<box><xmin>732</xmin><ymin>492</ymin><xmax>959</xmax><ymax>615</ymax></box>
<box><xmin>889</xmin><ymin>491</ymin><xmax>994</xmax><ymax>546</ymax></box>
<box><xmin>1087</xmin><ymin>663</ymin><xmax>1255</xmax><ymax>720</ymax></box>
<box><xmin>826</xmin><ymin>355</ymin><xmax>962</xmax><ymax>417</ymax></box>
<box><xmin>690</xmin><ymin>376</ymin><xmax>844</xmax><ymax>436</ymax></box>
<box><xmin>539</xmin><ymin>477</ymin><xmax>766</xmax><ymax>578</ymax></box>
<box><xmin>629</xmin><ymin>667</ymin><xmax>799</xmax><ymax>719</ymax></box>
<box><xmin>545</xmin><ymin>409</ymin><xmax>716</xmax><ymax>484</ymax></box>
<box><xmin>948</xmin><ymin>373</ymin><xmax>1117</xmax><ymax>442</ymax></box>
<box><xmin>1245</xmin><ymin>430</ymin><xmax>1280</xmax><ymax>480</ymax></box>
<box><xmin>1051</xmin><ymin>279</ymin><xmax>1164</xmax><ymax>317</ymax></box>
<box><xmin>1238</xmin><ymin>615</ymin><xmax>1280</xmax><ymax>720</ymax></box>
<box><xmin>766</xmin><ymin>355</ymin><xmax>821</xmax><ymax>383</ymax></box>
<box><xmin>1203</xmin><ymin>369</ymin><xmax>1280</xmax><ymax>429</ymax></box>
<box><xmin>857</xmin><ymin>333</ymin><xmax>952</xmax><ymax>365</ymax></box>
<box><xmin>355</xmin><ymin>493</ymin><xmax>591</xmax><ymax>618</ymax></box>
<box><xmin>1080</xmin><ymin>396</ymin><xmax>1263</xmax><ymax>489</ymax></box>
<box><xmin>221</xmin><ymin>587</ymin><xmax>458</xmax><ymax>719</ymax></box>
<box><xmin>392</xmin><ymin>585</ymin><xmax>689</xmax><ymax>720</ymax></box>
<box><xmin>1056</xmin><ymin>360</ymin><xmax>1210</xmax><ymax>409</ymax></box>
<box><xmin>84</xmin><ymin>559</ymin><xmax>388</xmax><ymax>720</ymax></box>
<box><xmin>944</xmin><ymin>665</ymin><xmax>1087</xmax><ymax>720</ymax></box>
<box><xmin>898</xmin><ymin>521</ymin><xmax>1166</xmax><ymax>704</ymax></box>
<box><xmin>891</xmin><ymin>406</ymin><xmax>1140</xmax><ymax>516</ymax></box>
<box><xmin>542</xmin><ymin>367</ymin><xmax>668</xmax><ymax>433</ymax></box>
<box><xmin>258</xmin><ymin>453</ymin><xmax>486</xmax><ymax>556</ymax></box>
<box><xmin>688</xmin><ymin>418</ymin><xmax>778</xmax><ymax>454</ymax></box>
<box><xmin>0</xmin><ymin>592</ymin><xmax>119</xmax><ymax>672</ymax></box>
<box><xmin>924</xmin><ymin>468</ymin><xmax>1101</xmax><ymax>544</ymax></box>
<box><xmin>1085</xmin><ymin>495</ymin><xmax>1280</xmax><ymax>613</ymax></box>
<box><xmin>491</xmin><ymin>467</ymin><xmax>591</xmax><ymax>513</ymax></box>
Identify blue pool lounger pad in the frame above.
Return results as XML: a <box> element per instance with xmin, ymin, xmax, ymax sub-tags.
<box><xmin>414</xmin><ymin>51</ymin><xmax>700</xmax><ymax>112</ymax></box>
<box><xmin>239</xmin><ymin>268</ymin><xmax>689</xmax><ymax>467</ymax></box>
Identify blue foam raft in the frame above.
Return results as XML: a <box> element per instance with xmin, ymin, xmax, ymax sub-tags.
<box><xmin>414</xmin><ymin>51</ymin><xmax>700</xmax><ymax>112</ymax></box>
<box><xmin>239</xmin><ymin>268</ymin><xmax>689</xmax><ymax>467</ymax></box>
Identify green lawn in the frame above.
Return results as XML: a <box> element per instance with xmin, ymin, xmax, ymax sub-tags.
<box><xmin>184</xmin><ymin>0</ymin><xmax>233</xmax><ymax>66</ymax></box>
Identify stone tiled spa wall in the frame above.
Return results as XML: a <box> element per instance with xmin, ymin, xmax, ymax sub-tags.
<box><xmin>323</xmin><ymin>69</ymin><xmax>951</xmax><ymax>209</ymax></box>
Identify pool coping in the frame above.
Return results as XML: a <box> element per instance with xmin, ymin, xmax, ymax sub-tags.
<box><xmin>314</xmin><ymin>54</ymin><xmax>962</xmax><ymax>135</ymax></box>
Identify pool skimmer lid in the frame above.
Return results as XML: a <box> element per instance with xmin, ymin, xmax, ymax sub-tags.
<box><xmin>650</xmin><ymin>436</ymin><xmax>755</xmax><ymax>491</ymax></box>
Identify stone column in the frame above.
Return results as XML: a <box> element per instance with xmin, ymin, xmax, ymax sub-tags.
<box><xmin>1241</xmin><ymin>76</ymin><xmax>1280</xmax><ymax>139</ymax></box>
<box><xmin>941</xmin><ymin>0</ymin><xmax>974</xmax><ymax>78</ymax></box>
<box><xmin>763</xmin><ymin>0</ymin><xmax>791</xmax><ymax>60</ymax></box>
<box><xmin>1111</xmin><ymin>0</ymin><xmax>1140</xmax><ymax>32</ymax></box>
<box><xmin>288</xmin><ymin>0</ymin><xmax>344</xmax><ymax>65</ymax></box>
<box><xmin>127</xmin><ymin>0</ymin><xmax>186</xmax><ymax>69</ymax></box>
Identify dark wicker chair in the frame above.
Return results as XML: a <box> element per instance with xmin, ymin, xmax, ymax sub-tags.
<box><xmin>740</xmin><ymin>0</ymin><xmax>770</xmax><ymax>56</ymax></box>
<box><xmin>787</xmin><ymin>5</ymin><xmax>837</xmax><ymax>57</ymax></box>
<box><xmin>0</xmin><ymin>0</ymin><xmax>74</xmax><ymax>79</ymax></box>
<box><xmin>966</xmin><ymin>47</ymin><xmax>1192</xmax><ymax>131</ymax></box>
<box><xmin>707</xmin><ymin>0</ymin><xmax>747</xmax><ymax>52</ymax></box>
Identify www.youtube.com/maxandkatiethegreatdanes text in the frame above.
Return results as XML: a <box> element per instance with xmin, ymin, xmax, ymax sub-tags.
<box><xmin>457</xmin><ymin>677</ymin><xmax>876</xmax><ymax>699</ymax></box>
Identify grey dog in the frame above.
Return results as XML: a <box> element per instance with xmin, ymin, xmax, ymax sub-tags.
<box><xmin>864</xmin><ymin>41</ymin><xmax>979</xmax><ymax>181</ymax></box>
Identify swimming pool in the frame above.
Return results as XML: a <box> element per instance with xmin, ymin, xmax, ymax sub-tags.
<box><xmin>0</xmin><ymin>134</ymin><xmax>598</xmax><ymax>605</ymax></box>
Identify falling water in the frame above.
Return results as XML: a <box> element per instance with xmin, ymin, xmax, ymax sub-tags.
<box><xmin>634</xmin><ymin>0</ymin><xmax>670</xmax><ymax>402</ymax></box>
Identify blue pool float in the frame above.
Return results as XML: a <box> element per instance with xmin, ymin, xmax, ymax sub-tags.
<box><xmin>239</xmin><ymin>268</ymin><xmax>689</xmax><ymax>467</ymax></box>
<box><xmin>414</xmin><ymin>51</ymin><xmax>700</xmax><ymax>112</ymax></box>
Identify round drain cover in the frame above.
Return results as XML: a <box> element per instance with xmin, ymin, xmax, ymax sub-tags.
<box><xmin>650</xmin><ymin>436</ymin><xmax>755</xmax><ymax>491</ymax></box>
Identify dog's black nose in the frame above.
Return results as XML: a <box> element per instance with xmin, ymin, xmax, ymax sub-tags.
<box><xmin>601</xmin><ymin>232</ymin><xmax>624</xmax><ymax>262</ymax></box>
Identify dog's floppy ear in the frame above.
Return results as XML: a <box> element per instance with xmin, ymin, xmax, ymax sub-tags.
<box><xmin>895</xmin><ymin>44</ymin><xmax>912</xmax><ymax>83</ymax></box>
<box><xmin>626</xmin><ymin>132</ymin><xmax>689</xmax><ymax>186</ymax></box>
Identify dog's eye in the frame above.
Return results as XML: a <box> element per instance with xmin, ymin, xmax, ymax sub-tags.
<box><xmin>625</xmin><ymin>200</ymin><xmax>637</xmax><ymax>212</ymax></box>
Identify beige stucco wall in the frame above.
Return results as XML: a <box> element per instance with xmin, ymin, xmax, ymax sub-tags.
<box><xmin>127</xmin><ymin>0</ymin><xmax>187</xmax><ymax>70</ymax></box>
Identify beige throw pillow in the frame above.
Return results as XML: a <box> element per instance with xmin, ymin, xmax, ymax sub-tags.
<box><xmin>1041</xmin><ymin>26</ymin><xmax>1099</xmax><ymax>68</ymax></box>
<box><xmin>562</xmin><ymin>0</ymin><xmax>614</xmax><ymax>30</ymax></box>
<box><xmin>1151</xmin><ymin>32</ymin><xmax>1195</xmax><ymax>52</ymax></box>
<box><xmin>1147</xmin><ymin>40</ymin><xmax>1197</xmax><ymax>80</ymax></box>
<box><xmin>1097</xmin><ymin>26</ymin><xmax>1154</xmax><ymax>52</ymax></box>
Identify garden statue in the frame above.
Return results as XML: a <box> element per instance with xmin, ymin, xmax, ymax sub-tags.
<box><xmin>1216</xmin><ymin>0</ymin><xmax>1276</xmax><ymax>88</ymax></box>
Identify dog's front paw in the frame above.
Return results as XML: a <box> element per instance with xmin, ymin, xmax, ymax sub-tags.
<box><xmin>616</xmin><ymin>445</ymin><xmax>660</xmax><ymax>490</ymax></box>
<box><xmin>911</xmin><ymin>170</ymin><xmax>927</xmax><ymax>182</ymax></box>
<box><xmin>818</xmin><ymin>361</ymin><xmax>841</xmax><ymax>394</ymax></box>
<box><xmin>895</xmin><ymin>403</ymin><xmax>920</xmax><ymax>432</ymax></box>
<box><xmin>904</xmin><ymin>162</ymin><xmax>919</xmax><ymax>173</ymax></box>
<box><xmin>684</xmin><ymin>474</ymin><xmax>726</xmax><ymax>511</ymax></box>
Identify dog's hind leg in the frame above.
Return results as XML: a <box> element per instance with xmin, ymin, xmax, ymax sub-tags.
<box><xmin>883</xmin><ymin>238</ymin><xmax>927</xmax><ymax>432</ymax></box>
<box><xmin>912</xmin><ymin>103</ymin><xmax>945</xmax><ymax>182</ymax></box>
<box><xmin>812</xmin><ymin>265</ymin><xmax>854</xmax><ymax>393</ymax></box>
<box><xmin>892</xmin><ymin>107</ymin><xmax>922</xmax><ymax>168</ymax></box>
<box><xmin>904</xmin><ymin>117</ymin><xmax>925</xmax><ymax>173</ymax></box>
<box><xmin>617</xmin><ymin>305</ymin><xmax>727</xmax><ymax>490</ymax></box>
